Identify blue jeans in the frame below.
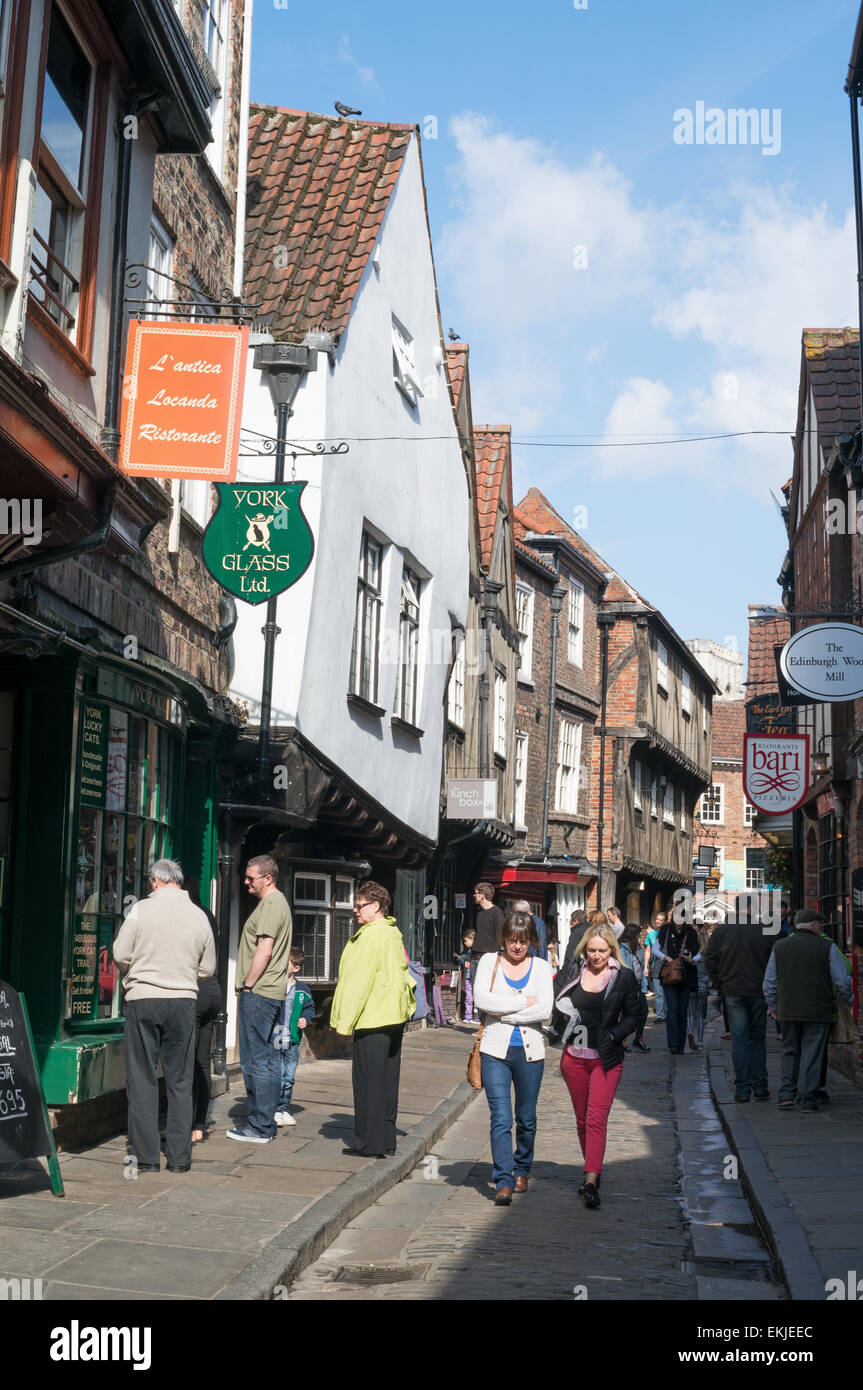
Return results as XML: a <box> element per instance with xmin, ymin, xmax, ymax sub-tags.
<box><xmin>663</xmin><ymin>982</ymin><xmax>691</xmax><ymax>1051</ymax></box>
<box><xmin>725</xmin><ymin>995</ymin><xmax>768</xmax><ymax>1097</ymax></box>
<box><xmin>278</xmin><ymin>1040</ymin><xmax>300</xmax><ymax>1110</ymax></box>
<box><xmin>237</xmin><ymin>990</ymin><xmax>282</xmax><ymax>1138</ymax></box>
<box><xmin>652</xmin><ymin>972</ymin><xmax>666</xmax><ymax>1019</ymax></box>
<box><xmin>481</xmin><ymin>1045</ymin><xmax>544</xmax><ymax>1191</ymax></box>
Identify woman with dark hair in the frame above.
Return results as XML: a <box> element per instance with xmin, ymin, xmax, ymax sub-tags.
<box><xmin>651</xmin><ymin>915</ymin><xmax>701</xmax><ymax>1054</ymax></box>
<box><xmin>619</xmin><ymin>924</ymin><xmax>649</xmax><ymax>1053</ymax></box>
<box><xmin>474</xmin><ymin>911</ymin><xmax>555</xmax><ymax>1206</ymax></box>
<box><xmin>555</xmin><ymin>921</ymin><xmax>642</xmax><ymax>1209</ymax></box>
<box><xmin>330</xmin><ymin>880</ymin><xmax>416</xmax><ymax>1157</ymax></box>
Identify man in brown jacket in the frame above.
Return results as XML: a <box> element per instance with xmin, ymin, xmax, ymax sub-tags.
<box><xmin>114</xmin><ymin>859</ymin><xmax>215</xmax><ymax>1173</ymax></box>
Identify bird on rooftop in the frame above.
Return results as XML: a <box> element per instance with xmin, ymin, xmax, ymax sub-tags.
<box><xmin>335</xmin><ymin>102</ymin><xmax>363</xmax><ymax>117</ymax></box>
<box><xmin>448</xmin><ymin>328</ymin><xmax>460</xmax><ymax>341</ymax></box>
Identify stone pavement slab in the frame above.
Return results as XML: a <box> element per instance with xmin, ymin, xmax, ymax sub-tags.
<box><xmin>289</xmin><ymin>1019</ymin><xmax>781</xmax><ymax>1302</ymax></box>
<box><xmin>0</xmin><ymin>1025</ymin><xmax>475</xmax><ymax>1300</ymax></box>
<box><xmin>708</xmin><ymin>1019</ymin><xmax>863</xmax><ymax>1301</ymax></box>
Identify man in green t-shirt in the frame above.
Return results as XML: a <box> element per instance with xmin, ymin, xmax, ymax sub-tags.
<box><xmin>226</xmin><ymin>854</ymin><xmax>293</xmax><ymax>1143</ymax></box>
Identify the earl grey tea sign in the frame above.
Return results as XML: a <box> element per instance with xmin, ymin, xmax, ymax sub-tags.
<box><xmin>778</xmin><ymin>622</ymin><xmax>863</xmax><ymax>702</ymax></box>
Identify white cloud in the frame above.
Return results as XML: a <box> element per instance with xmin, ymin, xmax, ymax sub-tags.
<box><xmin>439</xmin><ymin>114</ymin><xmax>857</xmax><ymax>499</ymax></box>
<box><xmin>337</xmin><ymin>34</ymin><xmax>376</xmax><ymax>89</ymax></box>
<box><xmin>439</xmin><ymin>114</ymin><xmax>658</xmax><ymax>337</ymax></box>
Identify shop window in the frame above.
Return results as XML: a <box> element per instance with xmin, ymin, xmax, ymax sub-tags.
<box><xmin>292</xmin><ymin>872</ymin><xmax>357</xmax><ymax>983</ymax></box>
<box><xmin>70</xmin><ymin>708</ymin><xmax>178</xmax><ymax>1023</ymax></box>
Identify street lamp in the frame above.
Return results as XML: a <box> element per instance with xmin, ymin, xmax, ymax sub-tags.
<box><xmin>251</xmin><ymin>342</ymin><xmax>317</xmax><ymax>782</ymax></box>
<box><xmin>479</xmin><ymin>580</ymin><xmax>503</xmax><ymax>779</ymax></box>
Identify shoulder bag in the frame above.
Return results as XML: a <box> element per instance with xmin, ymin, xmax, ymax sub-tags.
<box><xmin>466</xmin><ymin>955</ymin><xmax>501</xmax><ymax>1089</ymax></box>
<box><xmin>658</xmin><ymin>928</ymin><xmax>684</xmax><ymax>985</ymax></box>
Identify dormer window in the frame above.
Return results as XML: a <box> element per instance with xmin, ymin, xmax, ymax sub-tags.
<box><xmin>392</xmin><ymin>315</ymin><xmax>423</xmax><ymax>406</ymax></box>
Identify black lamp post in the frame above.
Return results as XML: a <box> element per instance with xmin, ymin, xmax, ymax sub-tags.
<box><xmin>251</xmin><ymin>342</ymin><xmax>317</xmax><ymax>784</ymax></box>
<box><xmin>479</xmin><ymin>580</ymin><xmax>503</xmax><ymax>779</ymax></box>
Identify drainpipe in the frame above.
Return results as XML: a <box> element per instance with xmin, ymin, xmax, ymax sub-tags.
<box><xmin>540</xmin><ymin>585</ymin><xmax>566</xmax><ymax>855</ymax></box>
<box><xmin>478</xmin><ymin>581</ymin><xmax>502</xmax><ymax>779</ymax></box>
<box><xmin>846</xmin><ymin>13</ymin><xmax>863</xmax><ymax>429</ymax></box>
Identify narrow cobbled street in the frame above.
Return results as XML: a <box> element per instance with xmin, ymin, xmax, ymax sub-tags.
<box><xmin>287</xmin><ymin>1017</ymin><xmax>785</xmax><ymax>1301</ymax></box>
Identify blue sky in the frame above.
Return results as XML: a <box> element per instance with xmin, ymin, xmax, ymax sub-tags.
<box><xmin>251</xmin><ymin>0</ymin><xmax>861</xmax><ymax>660</ymax></box>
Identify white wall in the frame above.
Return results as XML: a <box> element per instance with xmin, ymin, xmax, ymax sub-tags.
<box><xmin>232</xmin><ymin>134</ymin><xmax>469</xmax><ymax>842</ymax></box>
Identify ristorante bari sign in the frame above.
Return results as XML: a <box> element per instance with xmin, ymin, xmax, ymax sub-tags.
<box><xmin>201</xmin><ymin>483</ymin><xmax>314</xmax><ymax>605</ymax></box>
<box><xmin>119</xmin><ymin>321</ymin><xmax>249</xmax><ymax>481</ymax></box>
<box><xmin>743</xmin><ymin>734</ymin><xmax>809</xmax><ymax>815</ymax></box>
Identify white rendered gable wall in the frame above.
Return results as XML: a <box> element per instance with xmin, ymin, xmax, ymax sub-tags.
<box><xmin>231</xmin><ymin>135</ymin><xmax>469</xmax><ymax>841</ymax></box>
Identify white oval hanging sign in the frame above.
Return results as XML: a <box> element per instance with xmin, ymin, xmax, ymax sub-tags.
<box><xmin>778</xmin><ymin>622</ymin><xmax>863</xmax><ymax>702</ymax></box>
<box><xmin>743</xmin><ymin>734</ymin><xmax>810</xmax><ymax>815</ymax></box>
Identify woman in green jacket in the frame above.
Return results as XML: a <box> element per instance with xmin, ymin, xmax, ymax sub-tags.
<box><xmin>330</xmin><ymin>880</ymin><xmax>416</xmax><ymax>1157</ymax></box>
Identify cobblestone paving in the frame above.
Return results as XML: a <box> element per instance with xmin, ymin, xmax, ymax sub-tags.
<box><xmin>289</xmin><ymin>1019</ymin><xmax>700</xmax><ymax>1301</ymax></box>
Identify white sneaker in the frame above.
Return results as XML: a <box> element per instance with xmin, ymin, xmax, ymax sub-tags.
<box><xmin>274</xmin><ymin>1110</ymin><xmax>296</xmax><ymax>1126</ymax></box>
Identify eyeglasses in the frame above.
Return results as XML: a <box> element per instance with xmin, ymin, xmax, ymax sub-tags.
<box><xmin>244</xmin><ymin>874</ymin><xmax>267</xmax><ymax>884</ymax></box>
<box><xmin>354</xmin><ymin>901</ymin><xmax>371</xmax><ymax>910</ymax></box>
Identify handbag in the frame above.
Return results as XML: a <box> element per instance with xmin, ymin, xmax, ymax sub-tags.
<box><xmin>659</xmin><ymin>954</ymin><xmax>684</xmax><ymax>985</ymax></box>
<box><xmin>466</xmin><ymin>956</ymin><xmax>501</xmax><ymax>1089</ymax></box>
<box><xmin>830</xmin><ymin>996</ymin><xmax>857</xmax><ymax>1044</ymax></box>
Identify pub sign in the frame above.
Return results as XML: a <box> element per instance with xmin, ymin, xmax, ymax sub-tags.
<box><xmin>201</xmin><ymin>483</ymin><xmax>314</xmax><ymax>605</ymax></box>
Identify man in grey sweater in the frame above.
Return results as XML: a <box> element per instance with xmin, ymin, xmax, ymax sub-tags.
<box><xmin>114</xmin><ymin>860</ymin><xmax>216</xmax><ymax>1173</ymax></box>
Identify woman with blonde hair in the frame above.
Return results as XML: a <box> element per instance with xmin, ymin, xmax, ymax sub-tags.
<box><xmin>554</xmin><ymin>922</ymin><xmax>641</xmax><ymax>1209</ymax></box>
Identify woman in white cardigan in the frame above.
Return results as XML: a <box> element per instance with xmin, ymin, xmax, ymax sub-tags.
<box><xmin>474</xmin><ymin>911</ymin><xmax>555</xmax><ymax>1206</ymax></box>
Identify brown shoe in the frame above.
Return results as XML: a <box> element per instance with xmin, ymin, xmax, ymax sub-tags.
<box><xmin>494</xmin><ymin>1187</ymin><xmax>513</xmax><ymax>1205</ymax></box>
<box><xmin>514</xmin><ymin>1176</ymin><xmax>529</xmax><ymax>1193</ymax></box>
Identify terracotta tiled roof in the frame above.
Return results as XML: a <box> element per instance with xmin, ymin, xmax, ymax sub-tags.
<box><xmin>746</xmin><ymin>605</ymin><xmax>790</xmax><ymax>696</ymax></box>
<box><xmin>244</xmin><ymin>105</ymin><xmax>415</xmax><ymax>342</ymax></box>
<box><xmin>514</xmin><ymin>487</ymin><xmax>641</xmax><ymax>602</ymax></box>
<box><xmin>712</xmin><ymin>700</ymin><xmax>746</xmax><ymax>761</ymax></box>
<box><xmin>474</xmin><ymin>426</ymin><xmax>511</xmax><ymax>573</ymax></box>
<box><xmin>802</xmin><ymin>328</ymin><xmax>861</xmax><ymax>456</ymax></box>
<box><xmin>515</xmin><ymin>537</ymin><xmax>556</xmax><ymax>575</ymax></box>
<box><xmin>445</xmin><ymin>343</ymin><xmax>469</xmax><ymax>413</ymax></box>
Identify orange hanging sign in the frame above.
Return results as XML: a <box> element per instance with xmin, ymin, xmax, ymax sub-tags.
<box><xmin>119</xmin><ymin>321</ymin><xmax>249</xmax><ymax>481</ymax></box>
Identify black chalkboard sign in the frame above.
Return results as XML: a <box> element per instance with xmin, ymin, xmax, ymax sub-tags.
<box><xmin>0</xmin><ymin>980</ymin><xmax>64</xmax><ymax>1195</ymax></box>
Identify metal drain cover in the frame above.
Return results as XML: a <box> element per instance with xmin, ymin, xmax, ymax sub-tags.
<box><xmin>333</xmin><ymin>1264</ymin><xmax>431</xmax><ymax>1285</ymax></box>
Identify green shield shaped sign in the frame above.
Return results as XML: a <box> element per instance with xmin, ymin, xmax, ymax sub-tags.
<box><xmin>202</xmin><ymin>482</ymin><xmax>314</xmax><ymax>605</ymax></box>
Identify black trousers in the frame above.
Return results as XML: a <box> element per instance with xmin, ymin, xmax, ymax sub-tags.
<box><xmin>193</xmin><ymin>977</ymin><xmax>223</xmax><ymax>1129</ymax></box>
<box><xmin>124</xmin><ymin>997</ymin><xmax>196</xmax><ymax>1168</ymax></box>
<box><xmin>351</xmin><ymin>1023</ymin><xmax>405</xmax><ymax>1156</ymax></box>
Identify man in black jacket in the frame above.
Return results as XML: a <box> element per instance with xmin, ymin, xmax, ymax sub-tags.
<box><xmin>704</xmin><ymin>896</ymin><xmax>775</xmax><ymax>1102</ymax></box>
<box><xmin>469</xmin><ymin>883</ymin><xmax>505</xmax><ymax>1015</ymax></box>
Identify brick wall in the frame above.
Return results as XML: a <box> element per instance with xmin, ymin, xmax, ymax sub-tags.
<box><xmin>153</xmin><ymin>0</ymin><xmax>246</xmax><ymax>304</ymax></box>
